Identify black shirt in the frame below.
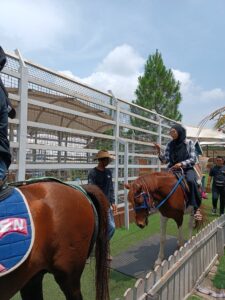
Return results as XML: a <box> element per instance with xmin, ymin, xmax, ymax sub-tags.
<box><xmin>0</xmin><ymin>85</ymin><xmax>11</xmax><ymax>168</ymax></box>
<box><xmin>209</xmin><ymin>165</ymin><xmax>225</xmax><ymax>187</ymax></box>
<box><xmin>88</xmin><ymin>167</ymin><xmax>115</xmax><ymax>204</ymax></box>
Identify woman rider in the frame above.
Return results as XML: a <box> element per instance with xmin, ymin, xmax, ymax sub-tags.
<box><xmin>154</xmin><ymin>124</ymin><xmax>202</xmax><ymax>220</ymax></box>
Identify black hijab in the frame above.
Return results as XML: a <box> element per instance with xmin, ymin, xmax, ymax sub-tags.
<box><xmin>169</xmin><ymin>124</ymin><xmax>189</xmax><ymax>165</ymax></box>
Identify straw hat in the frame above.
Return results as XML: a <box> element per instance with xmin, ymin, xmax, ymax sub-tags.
<box><xmin>94</xmin><ymin>150</ymin><xmax>115</xmax><ymax>161</ymax></box>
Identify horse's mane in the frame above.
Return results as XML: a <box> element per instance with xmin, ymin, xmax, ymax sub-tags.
<box><xmin>135</xmin><ymin>171</ymin><xmax>175</xmax><ymax>189</ymax></box>
<box><xmin>142</xmin><ymin>171</ymin><xmax>174</xmax><ymax>179</ymax></box>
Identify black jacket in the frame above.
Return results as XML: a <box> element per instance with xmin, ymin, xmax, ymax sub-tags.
<box><xmin>0</xmin><ymin>47</ymin><xmax>7</xmax><ymax>72</ymax></box>
<box><xmin>0</xmin><ymin>85</ymin><xmax>11</xmax><ymax>168</ymax></box>
<box><xmin>0</xmin><ymin>47</ymin><xmax>16</xmax><ymax>119</ymax></box>
<box><xmin>0</xmin><ymin>46</ymin><xmax>16</xmax><ymax>168</ymax></box>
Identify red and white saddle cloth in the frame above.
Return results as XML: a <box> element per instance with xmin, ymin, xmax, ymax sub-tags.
<box><xmin>0</xmin><ymin>187</ymin><xmax>34</xmax><ymax>277</ymax></box>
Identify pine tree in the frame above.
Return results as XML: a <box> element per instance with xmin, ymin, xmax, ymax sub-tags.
<box><xmin>134</xmin><ymin>50</ymin><xmax>182</xmax><ymax>121</ymax></box>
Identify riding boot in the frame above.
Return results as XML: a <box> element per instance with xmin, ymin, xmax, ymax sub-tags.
<box><xmin>194</xmin><ymin>207</ymin><xmax>203</xmax><ymax>221</ymax></box>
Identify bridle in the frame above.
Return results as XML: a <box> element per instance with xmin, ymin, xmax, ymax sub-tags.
<box><xmin>133</xmin><ymin>175</ymin><xmax>184</xmax><ymax>212</ymax></box>
<box><xmin>134</xmin><ymin>191</ymin><xmax>152</xmax><ymax>212</ymax></box>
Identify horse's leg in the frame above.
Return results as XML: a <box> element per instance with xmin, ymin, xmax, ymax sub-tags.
<box><xmin>54</xmin><ymin>268</ymin><xmax>83</xmax><ymax>300</ymax></box>
<box><xmin>188</xmin><ymin>206</ymin><xmax>195</xmax><ymax>239</ymax></box>
<box><xmin>52</xmin><ymin>251</ymin><xmax>87</xmax><ymax>300</ymax></box>
<box><xmin>177</xmin><ymin>224</ymin><xmax>184</xmax><ymax>248</ymax></box>
<box><xmin>20</xmin><ymin>271</ymin><xmax>45</xmax><ymax>300</ymax></box>
<box><xmin>155</xmin><ymin>214</ymin><xmax>168</xmax><ymax>266</ymax></box>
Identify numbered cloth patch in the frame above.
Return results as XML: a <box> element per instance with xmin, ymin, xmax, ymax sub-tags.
<box><xmin>0</xmin><ymin>188</ymin><xmax>34</xmax><ymax>276</ymax></box>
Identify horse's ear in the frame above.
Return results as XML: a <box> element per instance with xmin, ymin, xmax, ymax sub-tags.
<box><xmin>124</xmin><ymin>183</ymin><xmax>130</xmax><ymax>190</ymax></box>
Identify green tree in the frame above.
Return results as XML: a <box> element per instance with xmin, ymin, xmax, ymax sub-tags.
<box><xmin>134</xmin><ymin>49</ymin><xmax>182</xmax><ymax>121</ymax></box>
<box><xmin>214</xmin><ymin>108</ymin><xmax>225</xmax><ymax>132</ymax></box>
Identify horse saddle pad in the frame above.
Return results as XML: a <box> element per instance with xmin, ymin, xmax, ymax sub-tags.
<box><xmin>0</xmin><ymin>188</ymin><xmax>34</xmax><ymax>277</ymax></box>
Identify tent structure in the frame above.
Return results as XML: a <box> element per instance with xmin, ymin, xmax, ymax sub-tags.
<box><xmin>186</xmin><ymin>126</ymin><xmax>225</xmax><ymax>144</ymax></box>
<box><xmin>186</xmin><ymin>125</ymin><xmax>225</xmax><ymax>160</ymax></box>
<box><xmin>8</xmin><ymin>88</ymin><xmax>113</xmax><ymax>134</ymax></box>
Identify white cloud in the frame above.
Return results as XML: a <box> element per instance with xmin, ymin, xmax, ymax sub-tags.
<box><xmin>98</xmin><ymin>44</ymin><xmax>145</xmax><ymax>76</ymax></box>
<box><xmin>172</xmin><ymin>69</ymin><xmax>194</xmax><ymax>94</ymax></box>
<box><xmin>172</xmin><ymin>69</ymin><xmax>225</xmax><ymax>126</ymax></box>
<box><xmin>60</xmin><ymin>44</ymin><xmax>145</xmax><ymax>100</ymax></box>
<box><xmin>200</xmin><ymin>88</ymin><xmax>225</xmax><ymax>102</ymax></box>
<box><xmin>0</xmin><ymin>0</ymin><xmax>77</xmax><ymax>51</ymax></box>
<box><xmin>61</xmin><ymin>45</ymin><xmax>225</xmax><ymax>127</ymax></box>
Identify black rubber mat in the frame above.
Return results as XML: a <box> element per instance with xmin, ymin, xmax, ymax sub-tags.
<box><xmin>110</xmin><ymin>234</ymin><xmax>178</xmax><ymax>278</ymax></box>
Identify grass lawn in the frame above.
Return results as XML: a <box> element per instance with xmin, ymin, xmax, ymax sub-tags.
<box><xmin>12</xmin><ymin>195</ymin><xmax>218</xmax><ymax>300</ymax></box>
<box><xmin>212</xmin><ymin>251</ymin><xmax>225</xmax><ymax>289</ymax></box>
<box><xmin>187</xmin><ymin>252</ymin><xmax>225</xmax><ymax>300</ymax></box>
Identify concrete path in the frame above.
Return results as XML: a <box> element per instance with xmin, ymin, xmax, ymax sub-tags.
<box><xmin>110</xmin><ymin>234</ymin><xmax>178</xmax><ymax>278</ymax></box>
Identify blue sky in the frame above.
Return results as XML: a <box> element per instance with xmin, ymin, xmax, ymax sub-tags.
<box><xmin>1</xmin><ymin>0</ymin><xmax>225</xmax><ymax>126</ymax></box>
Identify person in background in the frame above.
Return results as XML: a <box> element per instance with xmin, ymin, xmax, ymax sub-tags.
<box><xmin>154</xmin><ymin>124</ymin><xmax>202</xmax><ymax>220</ymax></box>
<box><xmin>206</xmin><ymin>156</ymin><xmax>225</xmax><ymax>215</ymax></box>
<box><xmin>88</xmin><ymin>149</ymin><xmax>117</xmax><ymax>260</ymax></box>
<box><xmin>0</xmin><ymin>46</ymin><xmax>16</xmax><ymax>188</ymax></box>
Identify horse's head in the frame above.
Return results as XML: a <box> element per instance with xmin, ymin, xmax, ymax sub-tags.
<box><xmin>124</xmin><ymin>181</ymin><xmax>151</xmax><ymax>229</ymax></box>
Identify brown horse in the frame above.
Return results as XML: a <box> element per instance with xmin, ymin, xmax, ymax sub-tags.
<box><xmin>0</xmin><ymin>181</ymin><xmax>110</xmax><ymax>300</ymax></box>
<box><xmin>125</xmin><ymin>171</ymin><xmax>205</xmax><ymax>266</ymax></box>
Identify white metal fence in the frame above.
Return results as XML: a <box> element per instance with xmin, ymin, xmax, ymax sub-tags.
<box><xmin>2</xmin><ymin>49</ymin><xmax>176</xmax><ymax>205</ymax></box>
<box><xmin>119</xmin><ymin>215</ymin><xmax>225</xmax><ymax>300</ymax></box>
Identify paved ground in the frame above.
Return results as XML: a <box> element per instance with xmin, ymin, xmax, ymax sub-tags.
<box><xmin>110</xmin><ymin>234</ymin><xmax>178</xmax><ymax>278</ymax></box>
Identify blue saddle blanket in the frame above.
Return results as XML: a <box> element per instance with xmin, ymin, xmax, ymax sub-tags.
<box><xmin>0</xmin><ymin>188</ymin><xmax>34</xmax><ymax>276</ymax></box>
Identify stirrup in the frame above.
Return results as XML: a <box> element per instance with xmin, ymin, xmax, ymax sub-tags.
<box><xmin>194</xmin><ymin>208</ymin><xmax>202</xmax><ymax>221</ymax></box>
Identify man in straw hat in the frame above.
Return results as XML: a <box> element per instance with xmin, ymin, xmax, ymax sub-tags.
<box><xmin>88</xmin><ymin>149</ymin><xmax>117</xmax><ymax>260</ymax></box>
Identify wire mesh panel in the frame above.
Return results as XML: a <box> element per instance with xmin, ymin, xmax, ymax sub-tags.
<box><xmin>2</xmin><ymin>49</ymin><xmax>177</xmax><ymax>203</ymax></box>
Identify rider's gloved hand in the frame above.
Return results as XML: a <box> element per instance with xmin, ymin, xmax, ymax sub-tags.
<box><xmin>171</xmin><ymin>163</ymin><xmax>183</xmax><ymax>170</ymax></box>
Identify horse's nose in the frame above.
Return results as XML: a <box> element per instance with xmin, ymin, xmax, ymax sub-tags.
<box><xmin>137</xmin><ymin>223</ymin><xmax>145</xmax><ymax>229</ymax></box>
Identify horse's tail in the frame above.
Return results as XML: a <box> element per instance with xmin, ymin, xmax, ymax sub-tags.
<box><xmin>82</xmin><ymin>184</ymin><xmax>110</xmax><ymax>300</ymax></box>
<box><xmin>194</xmin><ymin>204</ymin><xmax>207</xmax><ymax>230</ymax></box>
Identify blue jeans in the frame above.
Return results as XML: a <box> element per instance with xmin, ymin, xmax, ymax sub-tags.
<box><xmin>108</xmin><ymin>208</ymin><xmax>115</xmax><ymax>240</ymax></box>
<box><xmin>212</xmin><ymin>185</ymin><xmax>225</xmax><ymax>215</ymax></box>
<box><xmin>0</xmin><ymin>160</ymin><xmax>7</xmax><ymax>181</ymax></box>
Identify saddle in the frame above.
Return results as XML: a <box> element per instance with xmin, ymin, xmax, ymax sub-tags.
<box><xmin>0</xmin><ymin>187</ymin><xmax>34</xmax><ymax>277</ymax></box>
<box><xmin>0</xmin><ymin>177</ymin><xmax>98</xmax><ymax>276</ymax></box>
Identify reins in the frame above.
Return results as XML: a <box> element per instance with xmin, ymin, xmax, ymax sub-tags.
<box><xmin>155</xmin><ymin>175</ymin><xmax>184</xmax><ymax>209</ymax></box>
<box><xmin>133</xmin><ymin>173</ymin><xmax>184</xmax><ymax>212</ymax></box>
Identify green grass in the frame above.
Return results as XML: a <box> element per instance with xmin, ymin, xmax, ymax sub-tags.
<box><xmin>212</xmin><ymin>251</ymin><xmax>225</xmax><ymax>289</ymax></box>
<box><xmin>12</xmin><ymin>195</ymin><xmax>218</xmax><ymax>300</ymax></box>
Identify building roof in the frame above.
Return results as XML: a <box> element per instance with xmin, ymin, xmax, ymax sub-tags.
<box><xmin>8</xmin><ymin>88</ymin><xmax>113</xmax><ymax>134</ymax></box>
<box><xmin>186</xmin><ymin>126</ymin><xmax>225</xmax><ymax>144</ymax></box>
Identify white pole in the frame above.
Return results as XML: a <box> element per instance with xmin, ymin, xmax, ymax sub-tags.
<box><xmin>15</xmin><ymin>49</ymin><xmax>28</xmax><ymax>181</ymax></box>
<box><xmin>157</xmin><ymin>115</ymin><xmax>162</xmax><ymax>171</ymax></box>
<box><xmin>124</xmin><ymin>141</ymin><xmax>129</xmax><ymax>229</ymax></box>
<box><xmin>108</xmin><ymin>90</ymin><xmax>120</xmax><ymax>206</ymax></box>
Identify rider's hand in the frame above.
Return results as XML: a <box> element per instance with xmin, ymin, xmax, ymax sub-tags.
<box><xmin>153</xmin><ymin>143</ymin><xmax>161</xmax><ymax>155</ymax></box>
<box><xmin>171</xmin><ymin>163</ymin><xmax>182</xmax><ymax>170</ymax></box>
<box><xmin>206</xmin><ymin>186</ymin><xmax>211</xmax><ymax>193</ymax></box>
<box><xmin>112</xmin><ymin>204</ymin><xmax>117</xmax><ymax>214</ymax></box>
